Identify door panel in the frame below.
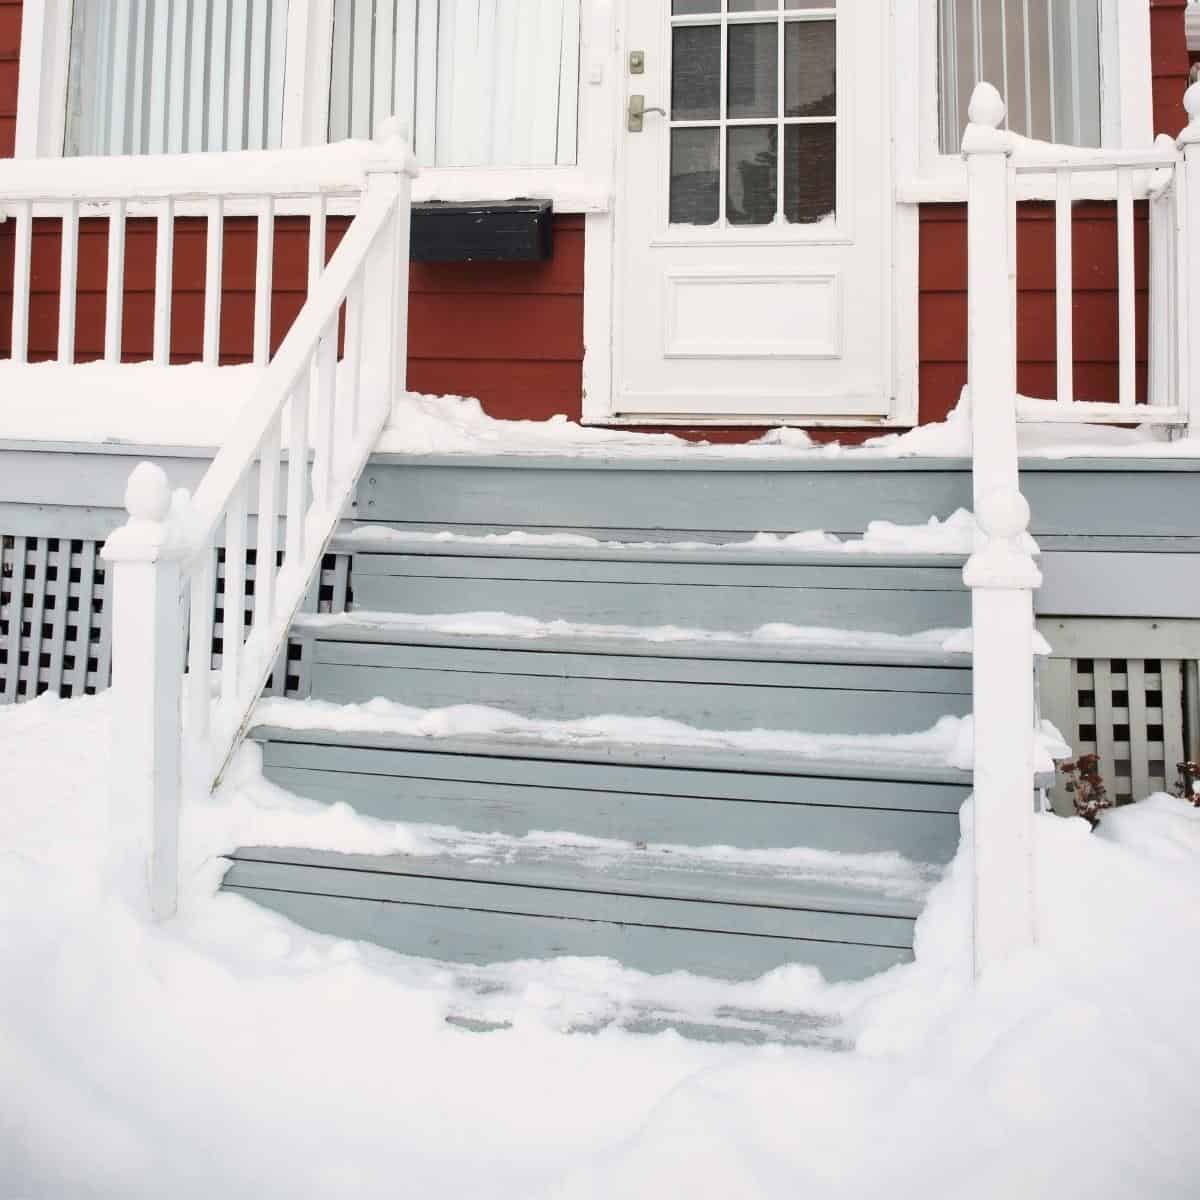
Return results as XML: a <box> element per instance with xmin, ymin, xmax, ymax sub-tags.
<box><xmin>612</xmin><ymin>1</ymin><xmax>892</xmax><ymax>422</ymax></box>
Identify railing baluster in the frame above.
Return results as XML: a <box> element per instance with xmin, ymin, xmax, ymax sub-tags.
<box><xmin>1117</xmin><ymin>166</ymin><xmax>1136</xmax><ymax>408</ymax></box>
<box><xmin>58</xmin><ymin>201</ymin><xmax>80</xmax><ymax>363</ymax></box>
<box><xmin>220</xmin><ymin>476</ymin><xmax>249</xmax><ymax>717</ymax></box>
<box><xmin>286</xmin><ymin>375</ymin><xmax>311</xmax><ymax>565</ymax></box>
<box><xmin>313</xmin><ymin>318</ymin><xmax>339</xmax><ymax>506</ymax></box>
<box><xmin>186</xmin><ymin>548</ymin><xmax>216</xmax><ymax>743</ymax></box>
<box><xmin>308</xmin><ymin>193</ymin><xmax>328</xmax><ymax>297</ymax></box>
<box><xmin>254</xmin><ymin>416</ymin><xmax>282</xmax><ymax>634</ymax></box>
<box><xmin>1055</xmin><ymin>168</ymin><xmax>1073</xmax><ymax>404</ymax></box>
<box><xmin>10</xmin><ymin>200</ymin><xmax>32</xmax><ymax>364</ymax></box>
<box><xmin>253</xmin><ymin>195</ymin><xmax>275</xmax><ymax>365</ymax></box>
<box><xmin>203</xmin><ymin>196</ymin><xmax>224</xmax><ymax>366</ymax></box>
<box><xmin>104</xmin><ymin>200</ymin><xmax>127</xmax><ymax>363</ymax></box>
<box><xmin>345</xmin><ymin>276</ymin><xmax>366</xmax><ymax>444</ymax></box>
<box><xmin>153</xmin><ymin>198</ymin><xmax>174</xmax><ymax>365</ymax></box>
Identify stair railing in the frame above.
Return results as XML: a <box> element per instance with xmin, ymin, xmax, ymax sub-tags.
<box><xmin>962</xmin><ymin>79</ymin><xmax>1200</xmax><ymax>974</ymax></box>
<box><xmin>101</xmin><ymin>122</ymin><xmax>416</xmax><ymax>919</ymax></box>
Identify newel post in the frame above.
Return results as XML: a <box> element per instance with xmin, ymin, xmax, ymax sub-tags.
<box><xmin>1178</xmin><ymin>82</ymin><xmax>1200</xmax><ymax>433</ymax></box>
<box><xmin>361</xmin><ymin>117</ymin><xmax>418</xmax><ymax>429</ymax></box>
<box><xmin>101</xmin><ymin>463</ymin><xmax>189</xmax><ymax>921</ymax></box>
<box><xmin>963</xmin><ymin>83</ymin><xmax>1019</xmax><ymax>508</ymax></box>
<box><xmin>965</xmin><ymin>490</ymin><xmax>1042</xmax><ymax>975</ymax></box>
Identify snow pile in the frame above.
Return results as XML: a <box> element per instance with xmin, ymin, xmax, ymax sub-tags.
<box><xmin>3</xmin><ymin>692</ymin><xmax>1199</xmax><ymax>1198</ymax></box>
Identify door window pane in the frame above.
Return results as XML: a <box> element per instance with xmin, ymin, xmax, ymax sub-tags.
<box><xmin>727</xmin><ymin>126</ymin><xmax>778</xmax><ymax>225</ymax></box>
<box><xmin>729</xmin><ymin>0</ymin><xmax>780</xmax><ymax>11</ymax></box>
<box><xmin>671</xmin><ymin>128</ymin><xmax>721</xmax><ymax>225</ymax></box>
<box><xmin>672</xmin><ymin>26</ymin><xmax>721</xmax><ymax>121</ymax></box>
<box><xmin>727</xmin><ymin>23</ymin><xmax>779</xmax><ymax>119</ymax></box>
<box><xmin>785</xmin><ymin>123</ymin><xmax>836</xmax><ymax>223</ymax></box>
<box><xmin>673</xmin><ymin>0</ymin><xmax>720</xmax><ymax>13</ymax></box>
<box><xmin>785</xmin><ymin>21</ymin><xmax>836</xmax><ymax>117</ymax></box>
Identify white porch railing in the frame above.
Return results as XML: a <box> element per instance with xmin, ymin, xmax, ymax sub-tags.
<box><xmin>88</xmin><ymin>126</ymin><xmax>416</xmax><ymax>920</ymax></box>
<box><xmin>961</xmin><ymin>80</ymin><xmax>1200</xmax><ymax>974</ymax></box>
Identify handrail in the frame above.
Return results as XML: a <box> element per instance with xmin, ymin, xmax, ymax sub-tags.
<box><xmin>0</xmin><ymin>141</ymin><xmax>377</xmax><ymax>202</ymax></box>
<box><xmin>100</xmin><ymin>122</ymin><xmax>417</xmax><ymax>920</ymax></box>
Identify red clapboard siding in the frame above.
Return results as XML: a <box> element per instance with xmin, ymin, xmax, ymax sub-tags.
<box><xmin>0</xmin><ymin>0</ymin><xmax>21</xmax><ymax>158</ymax></box>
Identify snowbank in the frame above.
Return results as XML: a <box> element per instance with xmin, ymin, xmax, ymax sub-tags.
<box><xmin>2</xmin><ymin>692</ymin><xmax>1199</xmax><ymax>1198</ymax></box>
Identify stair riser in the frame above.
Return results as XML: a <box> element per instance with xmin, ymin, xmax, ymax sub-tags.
<box><xmin>356</xmin><ymin>461</ymin><xmax>973</xmax><ymax>536</ymax></box>
<box><xmin>262</xmin><ymin>763</ymin><xmax>964</xmax><ymax>863</ymax></box>
<box><xmin>223</xmin><ymin>873</ymin><xmax>914</xmax><ymax>983</ymax></box>
<box><xmin>349</xmin><ymin>573</ymin><xmax>968</xmax><ymax>636</ymax></box>
<box><xmin>306</xmin><ymin>659</ymin><xmax>970</xmax><ymax>735</ymax></box>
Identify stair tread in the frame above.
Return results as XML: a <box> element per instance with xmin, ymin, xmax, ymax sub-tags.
<box><xmin>294</xmin><ymin>612</ymin><xmax>972</xmax><ymax>669</ymax></box>
<box><xmin>250</xmin><ymin>723</ymin><xmax>975</xmax><ymax>786</ymax></box>
<box><xmin>333</xmin><ymin>530</ymin><xmax>970</xmax><ymax>568</ymax></box>
<box><xmin>229</xmin><ymin>833</ymin><xmax>936</xmax><ymax>920</ymax></box>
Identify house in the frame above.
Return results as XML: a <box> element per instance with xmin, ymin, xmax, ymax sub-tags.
<box><xmin>1</xmin><ymin>1</ymin><xmax>1199</xmax><ymax>1037</ymax></box>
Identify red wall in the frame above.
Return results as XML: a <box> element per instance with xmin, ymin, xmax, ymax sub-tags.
<box><xmin>0</xmin><ymin>0</ymin><xmax>1193</xmax><ymax>434</ymax></box>
<box><xmin>0</xmin><ymin>0</ymin><xmax>18</xmax><ymax>157</ymax></box>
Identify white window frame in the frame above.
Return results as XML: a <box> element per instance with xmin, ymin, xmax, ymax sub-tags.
<box><xmin>15</xmin><ymin>0</ymin><xmax>618</xmax><ymax>214</ymax></box>
<box><xmin>896</xmin><ymin>0</ymin><xmax>1155</xmax><ymax>203</ymax></box>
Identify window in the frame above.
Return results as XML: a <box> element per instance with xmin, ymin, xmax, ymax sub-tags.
<box><xmin>937</xmin><ymin>0</ymin><xmax>1102</xmax><ymax>151</ymax></box>
<box><xmin>55</xmin><ymin>0</ymin><xmax>583</xmax><ymax>170</ymax></box>
<box><xmin>65</xmin><ymin>1</ymin><xmax>289</xmax><ymax>156</ymax></box>
<box><xmin>327</xmin><ymin>0</ymin><xmax>582</xmax><ymax>168</ymax></box>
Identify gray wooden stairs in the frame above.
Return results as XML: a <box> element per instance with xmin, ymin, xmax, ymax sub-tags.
<box><xmin>222</xmin><ymin>456</ymin><xmax>975</xmax><ymax>1039</ymax></box>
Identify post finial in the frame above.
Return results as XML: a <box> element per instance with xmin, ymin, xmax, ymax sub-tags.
<box><xmin>376</xmin><ymin>115</ymin><xmax>410</xmax><ymax>146</ymax></box>
<box><xmin>124</xmin><ymin>461</ymin><xmax>172</xmax><ymax>523</ymax></box>
<box><xmin>1185</xmin><ymin>80</ymin><xmax>1200</xmax><ymax>126</ymax></box>
<box><xmin>968</xmin><ymin>82</ymin><xmax>1006</xmax><ymax>130</ymax></box>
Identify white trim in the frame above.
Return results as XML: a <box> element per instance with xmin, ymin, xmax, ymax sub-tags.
<box><xmin>13</xmin><ymin>0</ymin><xmax>73</xmax><ymax>159</ymax></box>
<box><xmin>1188</xmin><ymin>2</ymin><xmax>1200</xmax><ymax>53</ymax></box>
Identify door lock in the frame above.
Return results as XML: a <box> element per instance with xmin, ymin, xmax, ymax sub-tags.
<box><xmin>627</xmin><ymin>95</ymin><xmax>666</xmax><ymax>133</ymax></box>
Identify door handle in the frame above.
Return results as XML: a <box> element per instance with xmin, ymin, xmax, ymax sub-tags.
<box><xmin>628</xmin><ymin>95</ymin><xmax>666</xmax><ymax>133</ymax></box>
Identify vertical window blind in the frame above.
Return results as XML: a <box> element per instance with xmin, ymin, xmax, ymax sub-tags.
<box><xmin>65</xmin><ymin>0</ymin><xmax>289</xmax><ymax>156</ymax></box>
<box><xmin>938</xmin><ymin>0</ymin><xmax>1102</xmax><ymax>152</ymax></box>
<box><xmin>327</xmin><ymin>0</ymin><xmax>582</xmax><ymax>167</ymax></box>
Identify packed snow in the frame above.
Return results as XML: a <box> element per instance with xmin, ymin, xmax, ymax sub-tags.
<box><xmin>2</xmin><ymin>365</ymin><xmax>1197</xmax><ymax>460</ymax></box>
<box><xmin>2</xmin><ymin>692</ymin><xmax>1199</xmax><ymax>1197</ymax></box>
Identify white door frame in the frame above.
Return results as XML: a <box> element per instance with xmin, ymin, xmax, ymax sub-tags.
<box><xmin>582</xmin><ymin>0</ymin><xmax>917</xmax><ymax>428</ymax></box>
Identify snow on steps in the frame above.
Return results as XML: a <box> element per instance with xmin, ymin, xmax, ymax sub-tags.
<box><xmin>223</xmin><ymin>488</ymin><xmax>979</xmax><ymax>1002</ymax></box>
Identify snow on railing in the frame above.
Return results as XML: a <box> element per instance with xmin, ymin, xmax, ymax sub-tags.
<box><xmin>99</xmin><ymin>124</ymin><xmax>416</xmax><ymax>919</ymax></box>
<box><xmin>0</xmin><ymin>140</ymin><xmax>381</xmax><ymax>366</ymax></box>
<box><xmin>961</xmin><ymin>79</ymin><xmax>1200</xmax><ymax>974</ymax></box>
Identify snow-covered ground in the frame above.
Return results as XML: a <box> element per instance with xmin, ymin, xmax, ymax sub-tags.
<box><xmin>3</xmin><ymin>691</ymin><xmax>1199</xmax><ymax>1199</ymax></box>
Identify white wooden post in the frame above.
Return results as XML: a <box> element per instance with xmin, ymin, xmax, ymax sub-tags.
<box><xmin>359</xmin><ymin>117</ymin><xmax>417</xmax><ymax>435</ymax></box>
<box><xmin>101</xmin><ymin>463</ymin><xmax>188</xmax><ymax>921</ymax></box>
<box><xmin>1178</xmin><ymin>82</ymin><xmax>1200</xmax><ymax>434</ymax></box>
<box><xmin>966</xmin><ymin>490</ymin><xmax>1042</xmax><ymax>975</ymax></box>
<box><xmin>963</xmin><ymin>83</ymin><xmax>1019</xmax><ymax>509</ymax></box>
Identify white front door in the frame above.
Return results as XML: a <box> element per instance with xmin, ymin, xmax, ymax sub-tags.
<box><xmin>609</xmin><ymin>1</ymin><xmax>893</xmax><ymax>424</ymax></box>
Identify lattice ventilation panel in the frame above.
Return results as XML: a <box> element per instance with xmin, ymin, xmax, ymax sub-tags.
<box><xmin>1</xmin><ymin>532</ymin><xmax>352</xmax><ymax>706</ymax></box>
<box><xmin>1038</xmin><ymin>619</ymin><xmax>1199</xmax><ymax>813</ymax></box>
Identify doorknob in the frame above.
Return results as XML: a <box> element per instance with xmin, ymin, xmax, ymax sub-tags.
<box><xmin>628</xmin><ymin>95</ymin><xmax>666</xmax><ymax>133</ymax></box>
